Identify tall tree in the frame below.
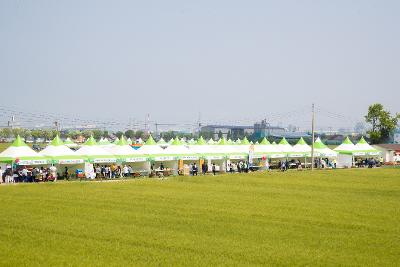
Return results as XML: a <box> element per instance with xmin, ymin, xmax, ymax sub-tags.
<box><xmin>365</xmin><ymin>103</ymin><xmax>400</xmax><ymax>144</ymax></box>
<box><xmin>125</xmin><ymin>130</ymin><xmax>135</xmax><ymax>139</ymax></box>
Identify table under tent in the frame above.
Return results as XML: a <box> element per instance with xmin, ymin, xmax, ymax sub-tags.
<box><xmin>223</xmin><ymin>137</ymin><xmax>250</xmax><ymax>172</ymax></box>
<box><xmin>163</xmin><ymin>137</ymin><xmax>199</xmax><ymax>175</ymax></box>
<box><xmin>39</xmin><ymin>135</ymin><xmax>85</xmax><ymax>179</ymax></box>
<box><xmin>253</xmin><ymin>137</ymin><xmax>287</xmax><ymax>169</ymax></box>
<box><xmin>105</xmin><ymin>136</ymin><xmax>149</xmax><ymax>177</ymax></box>
<box><xmin>289</xmin><ymin>137</ymin><xmax>312</xmax><ymax>168</ymax></box>
<box><xmin>136</xmin><ymin>136</ymin><xmax>176</xmax><ymax>176</ymax></box>
<box><xmin>188</xmin><ymin>137</ymin><xmax>226</xmax><ymax>173</ymax></box>
<box><xmin>0</xmin><ymin>135</ymin><xmax>49</xmax><ymax>181</ymax></box>
<box><xmin>334</xmin><ymin>137</ymin><xmax>380</xmax><ymax>168</ymax></box>
<box><xmin>312</xmin><ymin>137</ymin><xmax>338</xmax><ymax>168</ymax></box>
<box><xmin>75</xmin><ymin>136</ymin><xmax>117</xmax><ymax>179</ymax></box>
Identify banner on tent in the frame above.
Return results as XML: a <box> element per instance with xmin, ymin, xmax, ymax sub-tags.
<box><xmin>179</xmin><ymin>155</ymin><xmax>199</xmax><ymax>160</ymax></box>
<box><xmin>17</xmin><ymin>159</ymin><xmax>48</xmax><ymax>165</ymax></box>
<box><xmin>288</xmin><ymin>153</ymin><xmax>304</xmax><ymax>158</ymax></box>
<box><xmin>269</xmin><ymin>154</ymin><xmax>286</xmax><ymax>159</ymax></box>
<box><xmin>229</xmin><ymin>155</ymin><xmax>246</xmax><ymax>160</ymax></box>
<box><xmin>154</xmin><ymin>156</ymin><xmax>175</xmax><ymax>161</ymax></box>
<box><xmin>93</xmin><ymin>158</ymin><xmax>117</xmax><ymax>163</ymax></box>
<box><xmin>206</xmin><ymin>155</ymin><xmax>224</xmax><ymax>160</ymax></box>
<box><xmin>58</xmin><ymin>159</ymin><xmax>85</xmax><ymax>164</ymax></box>
<box><xmin>125</xmin><ymin>157</ymin><xmax>147</xmax><ymax>163</ymax></box>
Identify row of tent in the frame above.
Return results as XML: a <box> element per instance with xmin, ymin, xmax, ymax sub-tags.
<box><xmin>0</xmin><ymin>135</ymin><xmax>380</xmax><ymax>167</ymax></box>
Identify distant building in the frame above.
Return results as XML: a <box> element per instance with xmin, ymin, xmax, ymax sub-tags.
<box><xmin>201</xmin><ymin>120</ymin><xmax>285</xmax><ymax>139</ymax></box>
<box><xmin>374</xmin><ymin>144</ymin><xmax>400</xmax><ymax>163</ymax></box>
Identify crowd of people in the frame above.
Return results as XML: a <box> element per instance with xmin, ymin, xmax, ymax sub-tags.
<box><xmin>0</xmin><ymin>165</ymin><xmax>58</xmax><ymax>183</ymax></box>
<box><xmin>0</xmin><ymin>155</ymin><xmax>384</xmax><ymax>184</ymax></box>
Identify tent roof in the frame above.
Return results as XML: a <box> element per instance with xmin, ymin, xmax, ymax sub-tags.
<box><xmin>334</xmin><ymin>136</ymin><xmax>356</xmax><ymax>153</ymax></box>
<box><xmin>196</xmin><ymin>136</ymin><xmax>206</xmax><ymax>145</ymax></box>
<box><xmin>0</xmin><ymin>135</ymin><xmax>45</xmax><ymax>160</ymax></box>
<box><xmin>296</xmin><ymin>137</ymin><xmax>306</xmax><ymax>145</ymax></box>
<box><xmin>145</xmin><ymin>136</ymin><xmax>157</xmax><ymax>145</ymax></box>
<box><xmin>171</xmin><ymin>137</ymin><xmax>183</xmax><ymax>146</ymax></box>
<box><xmin>241</xmin><ymin>137</ymin><xmax>250</xmax><ymax>145</ymax></box>
<box><xmin>279</xmin><ymin>137</ymin><xmax>289</xmax><ymax>145</ymax></box>
<box><xmin>157</xmin><ymin>138</ymin><xmax>167</xmax><ymax>145</ymax></box>
<box><xmin>260</xmin><ymin>137</ymin><xmax>270</xmax><ymax>145</ymax></box>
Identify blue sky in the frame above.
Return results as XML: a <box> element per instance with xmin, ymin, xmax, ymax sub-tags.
<box><xmin>0</xmin><ymin>0</ymin><xmax>399</xmax><ymax>129</ymax></box>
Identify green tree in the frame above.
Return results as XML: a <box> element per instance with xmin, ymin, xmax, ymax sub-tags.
<box><xmin>365</xmin><ymin>103</ymin><xmax>400</xmax><ymax>144</ymax></box>
<box><xmin>0</xmin><ymin>128</ymin><xmax>13</xmax><ymax>138</ymax></box>
<box><xmin>92</xmin><ymin>129</ymin><xmax>103</xmax><ymax>140</ymax></box>
<box><xmin>115</xmin><ymin>131</ymin><xmax>124</xmax><ymax>138</ymax></box>
<box><xmin>82</xmin><ymin>130</ymin><xmax>94</xmax><ymax>139</ymax></box>
<box><xmin>125</xmin><ymin>130</ymin><xmax>135</xmax><ymax>139</ymax></box>
<box><xmin>31</xmin><ymin>129</ymin><xmax>42</xmax><ymax>141</ymax></box>
<box><xmin>134</xmin><ymin>130</ymin><xmax>145</xmax><ymax>139</ymax></box>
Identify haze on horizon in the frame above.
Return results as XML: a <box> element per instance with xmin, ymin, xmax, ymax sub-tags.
<box><xmin>0</xmin><ymin>0</ymin><xmax>399</xmax><ymax>130</ymax></box>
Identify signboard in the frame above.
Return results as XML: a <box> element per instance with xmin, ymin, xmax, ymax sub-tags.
<box><xmin>269</xmin><ymin>154</ymin><xmax>286</xmax><ymax>159</ymax></box>
<box><xmin>206</xmin><ymin>155</ymin><xmax>224</xmax><ymax>160</ymax></box>
<box><xmin>17</xmin><ymin>159</ymin><xmax>48</xmax><ymax>165</ymax></box>
<box><xmin>179</xmin><ymin>155</ymin><xmax>199</xmax><ymax>160</ymax></box>
<box><xmin>58</xmin><ymin>159</ymin><xmax>85</xmax><ymax>165</ymax></box>
<box><xmin>229</xmin><ymin>155</ymin><xmax>246</xmax><ymax>160</ymax></box>
<box><xmin>93</xmin><ymin>158</ymin><xmax>117</xmax><ymax>163</ymax></box>
<box><xmin>289</xmin><ymin>153</ymin><xmax>304</xmax><ymax>158</ymax></box>
<box><xmin>125</xmin><ymin>157</ymin><xmax>147</xmax><ymax>163</ymax></box>
<box><xmin>154</xmin><ymin>156</ymin><xmax>175</xmax><ymax>161</ymax></box>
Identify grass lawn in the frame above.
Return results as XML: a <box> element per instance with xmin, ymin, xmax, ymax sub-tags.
<box><xmin>0</xmin><ymin>168</ymin><xmax>399</xmax><ymax>266</ymax></box>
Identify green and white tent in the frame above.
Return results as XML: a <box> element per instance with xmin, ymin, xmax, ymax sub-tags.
<box><xmin>163</xmin><ymin>137</ymin><xmax>199</xmax><ymax>160</ymax></box>
<box><xmin>97</xmin><ymin>137</ymin><xmax>114</xmax><ymax>148</ymax></box>
<box><xmin>254</xmin><ymin>137</ymin><xmax>286</xmax><ymax>159</ymax></box>
<box><xmin>113</xmin><ymin>138</ymin><xmax>120</xmax><ymax>145</ymax></box>
<box><xmin>277</xmin><ymin>137</ymin><xmax>294</xmax><ymax>155</ymax></box>
<box><xmin>157</xmin><ymin>138</ymin><xmax>169</xmax><ymax>147</ymax></box>
<box><xmin>0</xmin><ymin>135</ymin><xmax>48</xmax><ymax>165</ymax></box>
<box><xmin>106</xmin><ymin>136</ymin><xmax>147</xmax><ymax>163</ymax></box>
<box><xmin>353</xmin><ymin>137</ymin><xmax>380</xmax><ymax>156</ymax></box>
<box><xmin>188</xmin><ymin>137</ymin><xmax>225</xmax><ymax>160</ymax></box>
<box><xmin>75</xmin><ymin>136</ymin><xmax>116</xmax><ymax>163</ymax></box>
<box><xmin>227</xmin><ymin>137</ymin><xmax>250</xmax><ymax>159</ymax></box>
<box><xmin>207</xmin><ymin>138</ymin><xmax>216</xmax><ymax>145</ymax></box>
<box><xmin>64</xmin><ymin>137</ymin><xmax>79</xmax><ymax>148</ymax></box>
<box><xmin>314</xmin><ymin>137</ymin><xmax>337</xmax><ymax>157</ymax></box>
<box><xmin>126</xmin><ymin>138</ymin><xmax>133</xmax><ymax>145</ymax></box>
<box><xmin>39</xmin><ymin>135</ymin><xmax>84</xmax><ymax>164</ymax></box>
<box><xmin>290</xmin><ymin>137</ymin><xmax>311</xmax><ymax>157</ymax></box>
<box><xmin>334</xmin><ymin>137</ymin><xmax>356</xmax><ymax>155</ymax></box>
<box><xmin>137</xmin><ymin>136</ymin><xmax>172</xmax><ymax>161</ymax></box>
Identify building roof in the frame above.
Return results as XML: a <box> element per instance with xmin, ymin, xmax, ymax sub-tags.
<box><xmin>202</xmin><ymin>125</ymin><xmax>284</xmax><ymax>130</ymax></box>
<box><xmin>374</xmin><ymin>144</ymin><xmax>400</xmax><ymax>151</ymax></box>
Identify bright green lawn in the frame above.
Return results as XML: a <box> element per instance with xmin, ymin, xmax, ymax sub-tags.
<box><xmin>0</xmin><ymin>168</ymin><xmax>399</xmax><ymax>266</ymax></box>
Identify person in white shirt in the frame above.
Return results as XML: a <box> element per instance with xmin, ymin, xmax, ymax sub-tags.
<box><xmin>123</xmin><ymin>165</ymin><xmax>129</xmax><ymax>177</ymax></box>
<box><xmin>0</xmin><ymin>167</ymin><xmax>3</xmax><ymax>183</ymax></box>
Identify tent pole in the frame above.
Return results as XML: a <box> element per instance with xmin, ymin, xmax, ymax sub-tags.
<box><xmin>311</xmin><ymin>103</ymin><xmax>315</xmax><ymax>171</ymax></box>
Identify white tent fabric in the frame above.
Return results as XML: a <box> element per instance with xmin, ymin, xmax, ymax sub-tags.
<box><xmin>40</xmin><ymin>145</ymin><xmax>76</xmax><ymax>157</ymax></box>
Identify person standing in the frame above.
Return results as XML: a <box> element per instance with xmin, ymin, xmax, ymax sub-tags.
<box><xmin>212</xmin><ymin>163</ymin><xmax>216</xmax><ymax>175</ymax></box>
<box><xmin>64</xmin><ymin>166</ymin><xmax>69</xmax><ymax>180</ymax></box>
<box><xmin>0</xmin><ymin>167</ymin><xmax>3</xmax><ymax>183</ymax></box>
<box><xmin>192</xmin><ymin>163</ymin><xmax>198</xmax><ymax>176</ymax></box>
<box><xmin>201</xmin><ymin>162</ymin><xmax>207</xmax><ymax>175</ymax></box>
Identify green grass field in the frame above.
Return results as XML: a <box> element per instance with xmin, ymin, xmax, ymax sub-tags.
<box><xmin>0</xmin><ymin>168</ymin><xmax>399</xmax><ymax>266</ymax></box>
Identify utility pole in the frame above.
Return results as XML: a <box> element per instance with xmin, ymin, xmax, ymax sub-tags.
<box><xmin>311</xmin><ymin>103</ymin><xmax>315</xmax><ymax>171</ymax></box>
